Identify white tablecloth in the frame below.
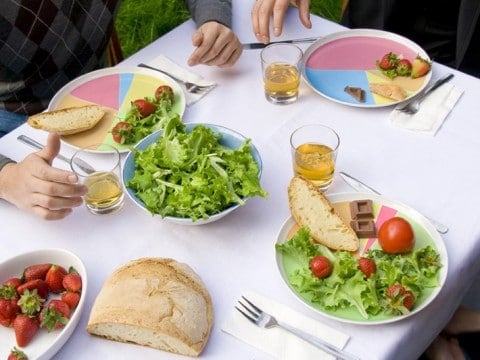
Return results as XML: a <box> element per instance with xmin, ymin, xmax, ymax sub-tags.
<box><xmin>1</xmin><ymin>1</ymin><xmax>480</xmax><ymax>359</ymax></box>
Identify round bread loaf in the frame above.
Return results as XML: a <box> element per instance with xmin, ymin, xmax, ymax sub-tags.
<box><xmin>86</xmin><ymin>258</ymin><xmax>213</xmax><ymax>357</ymax></box>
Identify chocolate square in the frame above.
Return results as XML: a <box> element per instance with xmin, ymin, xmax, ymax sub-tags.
<box><xmin>349</xmin><ymin>200</ymin><xmax>374</xmax><ymax>219</ymax></box>
<box><xmin>350</xmin><ymin>220</ymin><xmax>377</xmax><ymax>238</ymax></box>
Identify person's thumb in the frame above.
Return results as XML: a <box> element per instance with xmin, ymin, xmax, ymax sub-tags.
<box><xmin>37</xmin><ymin>132</ymin><xmax>61</xmax><ymax>165</ymax></box>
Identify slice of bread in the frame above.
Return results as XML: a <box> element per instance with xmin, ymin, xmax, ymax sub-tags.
<box><xmin>369</xmin><ymin>83</ymin><xmax>406</xmax><ymax>101</ymax></box>
<box><xmin>288</xmin><ymin>176</ymin><xmax>359</xmax><ymax>251</ymax></box>
<box><xmin>27</xmin><ymin>105</ymin><xmax>105</xmax><ymax>135</ymax></box>
<box><xmin>86</xmin><ymin>258</ymin><xmax>213</xmax><ymax>357</ymax></box>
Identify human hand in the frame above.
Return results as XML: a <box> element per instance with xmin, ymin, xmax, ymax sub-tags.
<box><xmin>188</xmin><ymin>21</ymin><xmax>243</xmax><ymax>68</ymax></box>
<box><xmin>251</xmin><ymin>0</ymin><xmax>312</xmax><ymax>43</ymax></box>
<box><xmin>0</xmin><ymin>132</ymin><xmax>87</xmax><ymax>220</ymax></box>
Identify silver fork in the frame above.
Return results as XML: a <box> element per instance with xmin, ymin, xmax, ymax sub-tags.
<box><xmin>236</xmin><ymin>296</ymin><xmax>361</xmax><ymax>360</ymax></box>
<box><xmin>395</xmin><ymin>73</ymin><xmax>454</xmax><ymax>114</ymax></box>
<box><xmin>137</xmin><ymin>63</ymin><xmax>215</xmax><ymax>95</ymax></box>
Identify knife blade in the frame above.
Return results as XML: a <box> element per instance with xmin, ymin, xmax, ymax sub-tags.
<box><xmin>17</xmin><ymin>135</ymin><xmax>96</xmax><ymax>174</ymax></box>
<box><xmin>339</xmin><ymin>171</ymin><xmax>449</xmax><ymax>234</ymax></box>
<box><xmin>243</xmin><ymin>37</ymin><xmax>319</xmax><ymax>49</ymax></box>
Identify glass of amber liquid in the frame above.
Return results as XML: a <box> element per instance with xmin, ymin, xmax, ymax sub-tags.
<box><xmin>261</xmin><ymin>43</ymin><xmax>303</xmax><ymax>104</ymax></box>
<box><xmin>290</xmin><ymin>124</ymin><xmax>340</xmax><ymax>191</ymax></box>
<box><xmin>70</xmin><ymin>144</ymin><xmax>124</xmax><ymax>215</ymax></box>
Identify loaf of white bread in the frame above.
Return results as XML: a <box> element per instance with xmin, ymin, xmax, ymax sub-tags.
<box><xmin>288</xmin><ymin>176</ymin><xmax>359</xmax><ymax>251</ymax></box>
<box><xmin>86</xmin><ymin>258</ymin><xmax>213</xmax><ymax>357</ymax></box>
<box><xmin>27</xmin><ymin>105</ymin><xmax>104</xmax><ymax>135</ymax></box>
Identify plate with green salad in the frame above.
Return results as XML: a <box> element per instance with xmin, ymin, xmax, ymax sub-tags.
<box><xmin>275</xmin><ymin>192</ymin><xmax>448</xmax><ymax>325</ymax></box>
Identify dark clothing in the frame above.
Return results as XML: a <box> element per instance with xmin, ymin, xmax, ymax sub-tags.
<box><xmin>341</xmin><ymin>0</ymin><xmax>480</xmax><ymax>77</ymax></box>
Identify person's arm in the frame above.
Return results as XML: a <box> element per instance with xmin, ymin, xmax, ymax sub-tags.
<box><xmin>0</xmin><ymin>154</ymin><xmax>16</xmax><ymax>172</ymax></box>
<box><xmin>184</xmin><ymin>0</ymin><xmax>242</xmax><ymax>67</ymax></box>
<box><xmin>0</xmin><ymin>133</ymin><xmax>87</xmax><ymax>221</ymax></box>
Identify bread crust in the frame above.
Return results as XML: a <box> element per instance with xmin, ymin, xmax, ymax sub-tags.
<box><xmin>288</xmin><ymin>176</ymin><xmax>359</xmax><ymax>251</ymax></box>
<box><xmin>27</xmin><ymin>105</ymin><xmax>105</xmax><ymax>135</ymax></box>
<box><xmin>86</xmin><ymin>258</ymin><xmax>213</xmax><ymax>357</ymax></box>
<box><xmin>369</xmin><ymin>83</ymin><xmax>406</xmax><ymax>101</ymax></box>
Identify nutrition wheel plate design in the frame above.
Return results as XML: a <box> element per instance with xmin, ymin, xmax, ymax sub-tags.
<box><xmin>275</xmin><ymin>192</ymin><xmax>448</xmax><ymax>325</ymax></box>
<box><xmin>302</xmin><ymin>29</ymin><xmax>432</xmax><ymax>107</ymax></box>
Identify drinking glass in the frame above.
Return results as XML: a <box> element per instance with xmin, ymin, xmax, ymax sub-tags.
<box><xmin>290</xmin><ymin>124</ymin><xmax>340</xmax><ymax>191</ymax></box>
<box><xmin>70</xmin><ymin>144</ymin><xmax>124</xmax><ymax>215</ymax></box>
<box><xmin>261</xmin><ymin>43</ymin><xmax>303</xmax><ymax>104</ymax></box>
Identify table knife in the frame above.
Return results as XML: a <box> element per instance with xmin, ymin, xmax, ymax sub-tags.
<box><xmin>243</xmin><ymin>37</ymin><xmax>319</xmax><ymax>49</ymax></box>
<box><xmin>339</xmin><ymin>171</ymin><xmax>449</xmax><ymax>234</ymax></box>
<box><xmin>17</xmin><ymin>135</ymin><xmax>96</xmax><ymax>174</ymax></box>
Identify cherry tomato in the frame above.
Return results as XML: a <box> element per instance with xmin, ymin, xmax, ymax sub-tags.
<box><xmin>133</xmin><ymin>99</ymin><xmax>157</xmax><ymax>117</ymax></box>
<box><xmin>378</xmin><ymin>217</ymin><xmax>415</xmax><ymax>254</ymax></box>
<box><xmin>309</xmin><ymin>255</ymin><xmax>332</xmax><ymax>278</ymax></box>
<box><xmin>155</xmin><ymin>85</ymin><xmax>174</xmax><ymax>103</ymax></box>
<box><xmin>111</xmin><ymin>121</ymin><xmax>133</xmax><ymax>144</ymax></box>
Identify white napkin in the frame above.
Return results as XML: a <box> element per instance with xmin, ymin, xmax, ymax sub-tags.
<box><xmin>390</xmin><ymin>83</ymin><xmax>464</xmax><ymax>136</ymax></box>
<box><xmin>222</xmin><ymin>291</ymin><xmax>350</xmax><ymax>359</ymax></box>
<box><xmin>146</xmin><ymin>54</ymin><xmax>217</xmax><ymax>106</ymax></box>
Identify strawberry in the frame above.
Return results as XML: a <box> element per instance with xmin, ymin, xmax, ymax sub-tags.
<box><xmin>22</xmin><ymin>263</ymin><xmax>52</xmax><ymax>282</ymax></box>
<box><xmin>7</xmin><ymin>347</ymin><xmax>28</xmax><ymax>360</ymax></box>
<box><xmin>17</xmin><ymin>289</ymin><xmax>44</xmax><ymax>316</ymax></box>
<box><xmin>385</xmin><ymin>284</ymin><xmax>415</xmax><ymax>315</ymax></box>
<box><xmin>17</xmin><ymin>279</ymin><xmax>49</xmax><ymax>300</ymax></box>
<box><xmin>377</xmin><ymin>52</ymin><xmax>398</xmax><ymax>70</ymax></box>
<box><xmin>61</xmin><ymin>291</ymin><xmax>81</xmax><ymax>310</ymax></box>
<box><xmin>13</xmin><ymin>314</ymin><xmax>39</xmax><ymax>347</ymax></box>
<box><xmin>3</xmin><ymin>277</ymin><xmax>22</xmax><ymax>289</ymax></box>
<box><xmin>358</xmin><ymin>257</ymin><xmax>376</xmax><ymax>278</ymax></box>
<box><xmin>0</xmin><ymin>283</ymin><xmax>19</xmax><ymax>300</ymax></box>
<box><xmin>0</xmin><ymin>298</ymin><xmax>21</xmax><ymax>327</ymax></box>
<box><xmin>411</xmin><ymin>55</ymin><xmax>431</xmax><ymax>78</ymax></box>
<box><xmin>40</xmin><ymin>299</ymin><xmax>71</xmax><ymax>332</ymax></box>
<box><xmin>62</xmin><ymin>273</ymin><xmax>82</xmax><ymax>293</ymax></box>
<box><xmin>396</xmin><ymin>59</ymin><xmax>412</xmax><ymax>76</ymax></box>
<box><xmin>309</xmin><ymin>255</ymin><xmax>333</xmax><ymax>278</ymax></box>
<box><xmin>45</xmin><ymin>265</ymin><xmax>68</xmax><ymax>293</ymax></box>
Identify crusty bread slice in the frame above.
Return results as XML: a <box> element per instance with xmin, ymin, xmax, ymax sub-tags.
<box><xmin>86</xmin><ymin>258</ymin><xmax>213</xmax><ymax>357</ymax></box>
<box><xmin>288</xmin><ymin>176</ymin><xmax>359</xmax><ymax>251</ymax></box>
<box><xmin>369</xmin><ymin>83</ymin><xmax>406</xmax><ymax>101</ymax></box>
<box><xmin>27</xmin><ymin>105</ymin><xmax>105</xmax><ymax>135</ymax></box>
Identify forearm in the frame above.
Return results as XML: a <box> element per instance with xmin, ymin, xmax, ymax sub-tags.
<box><xmin>184</xmin><ymin>0</ymin><xmax>232</xmax><ymax>28</ymax></box>
<box><xmin>0</xmin><ymin>156</ymin><xmax>16</xmax><ymax>200</ymax></box>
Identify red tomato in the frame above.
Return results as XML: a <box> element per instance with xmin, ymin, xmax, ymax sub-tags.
<box><xmin>155</xmin><ymin>85</ymin><xmax>174</xmax><ymax>102</ymax></box>
<box><xmin>111</xmin><ymin>121</ymin><xmax>133</xmax><ymax>144</ymax></box>
<box><xmin>133</xmin><ymin>99</ymin><xmax>157</xmax><ymax>117</ymax></box>
<box><xmin>309</xmin><ymin>255</ymin><xmax>332</xmax><ymax>278</ymax></box>
<box><xmin>378</xmin><ymin>217</ymin><xmax>415</xmax><ymax>254</ymax></box>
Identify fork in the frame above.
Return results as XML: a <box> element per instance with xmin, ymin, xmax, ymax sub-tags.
<box><xmin>137</xmin><ymin>63</ymin><xmax>215</xmax><ymax>94</ymax></box>
<box><xmin>236</xmin><ymin>296</ymin><xmax>361</xmax><ymax>360</ymax></box>
<box><xmin>395</xmin><ymin>73</ymin><xmax>454</xmax><ymax>114</ymax></box>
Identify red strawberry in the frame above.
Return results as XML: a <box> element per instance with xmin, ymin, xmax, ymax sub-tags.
<box><xmin>385</xmin><ymin>284</ymin><xmax>415</xmax><ymax>314</ymax></box>
<box><xmin>358</xmin><ymin>257</ymin><xmax>376</xmax><ymax>278</ymax></box>
<box><xmin>0</xmin><ymin>283</ymin><xmax>19</xmax><ymax>300</ymax></box>
<box><xmin>22</xmin><ymin>263</ymin><xmax>52</xmax><ymax>282</ymax></box>
<box><xmin>61</xmin><ymin>291</ymin><xmax>81</xmax><ymax>310</ymax></box>
<box><xmin>411</xmin><ymin>55</ymin><xmax>431</xmax><ymax>78</ymax></box>
<box><xmin>17</xmin><ymin>279</ymin><xmax>49</xmax><ymax>300</ymax></box>
<box><xmin>133</xmin><ymin>99</ymin><xmax>157</xmax><ymax>117</ymax></box>
<box><xmin>62</xmin><ymin>273</ymin><xmax>82</xmax><ymax>293</ymax></box>
<box><xmin>17</xmin><ymin>289</ymin><xmax>44</xmax><ymax>316</ymax></box>
<box><xmin>0</xmin><ymin>298</ymin><xmax>21</xmax><ymax>327</ymax></box>
<box><xmin>13</xmin><ymin>314</ymin><xmax>40</xmax><ymax>347</ymax></box>
<box><xmin>3</xmin><ymin>277</ymin><xmax>22</xmax><ymax>289</ymax></box>
<box><xmin>377</xmin><ymin>52</ymin><xmax>398</xmax><ymax>70</ymax></box>
<box><xmin>40</xmin><ymin>299</ymin><xmax>71</xmax><ymax>332</ymax></box>
<box><xmin>7</xmin><ymin>347</ymin><xmax>28</xmax><ymax>360</ymax></box>
<box><xmin>45</xmin><ymin>265</ymin><xmax>68</xmax><ymax>293</ymax></box>
<box><xmin>309</xmin><ymin>255</ymin><xmax>333</xmax><ymax>278</ymax></box>
<box><xmin>396</xmin><ymin>59</ymin><xmax>412</xmax><ymax>76</ymax></box>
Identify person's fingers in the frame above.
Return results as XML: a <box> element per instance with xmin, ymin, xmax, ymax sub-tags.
<box><xmin>448</xmin><ymin>337</ymin><xmax>466</xmax><ymax>360</ymax></box>
<box><xmin>191</xmin><ymin>28</ymin><xmax>204</xmax><ymax>47</ymax></box>
<box><xmin>297</xmin><ymin>0</ymin><xmax>312</xmax><ymax>29</ymax></box>
<box><xmin>37</xmin><ymin>132</ymin><xmax>60</xmax><ymax>165</ymax></box>
<box><xmin>272</xmin><ymin>0</ymin><xmax>291</xmax><ymax>37</ymax></box>
<box><xmin>31</xmin><ymin>206</ymin><xmax>74</xmax><ymax>221</ymax></box>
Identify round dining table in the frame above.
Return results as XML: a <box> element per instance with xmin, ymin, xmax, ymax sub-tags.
<box><xmin>1</xmin><ymin>1</ymin><xmax>480</xmax><ymax>359</ymax></box>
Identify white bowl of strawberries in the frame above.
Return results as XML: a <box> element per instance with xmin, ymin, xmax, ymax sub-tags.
<box><xmin>0</xmin><ymin>248</ymin><xmax>87</xmax><ymax>360</ymax></box>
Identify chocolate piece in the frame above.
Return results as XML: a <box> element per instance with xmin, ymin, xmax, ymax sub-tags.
<box><xmin>349</xmin><ymin>200</ymin><xmax>374</xmax><ymax>219</ymax></box>
<box><xmin>344</xmin><ymin>86</ymin><xmax>366</xmax><ymax>102</ymax></box>
<box><xmin>350</xmin><ymin>220</ymin><xmax>377</xmax><ymax>238</ymax></box>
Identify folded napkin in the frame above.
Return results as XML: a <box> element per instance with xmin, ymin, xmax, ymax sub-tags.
<box><xmin>146</xmin><ymin>55</ymin><xmax>216</xmax><ymax>106</ymax></box>
<box><xmin>222</xmin><ymin>291</ymin><xmax>350</xmax><ymax>359</ymax></box>
<box><xmin>390</xmin><ymin>83</ymin><xmax>464</xmax><ymax>136</ymax></box>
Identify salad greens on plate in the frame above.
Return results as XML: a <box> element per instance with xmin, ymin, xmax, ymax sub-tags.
<box><xmin>276</xmin><ymin>226</ymin><xmax>442</xmax><ymax>322</ymax></box>
<box><xmin>126</xmin><ymin>116</ymin><xmax>268</xmax><ymax>221</ymax></box>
